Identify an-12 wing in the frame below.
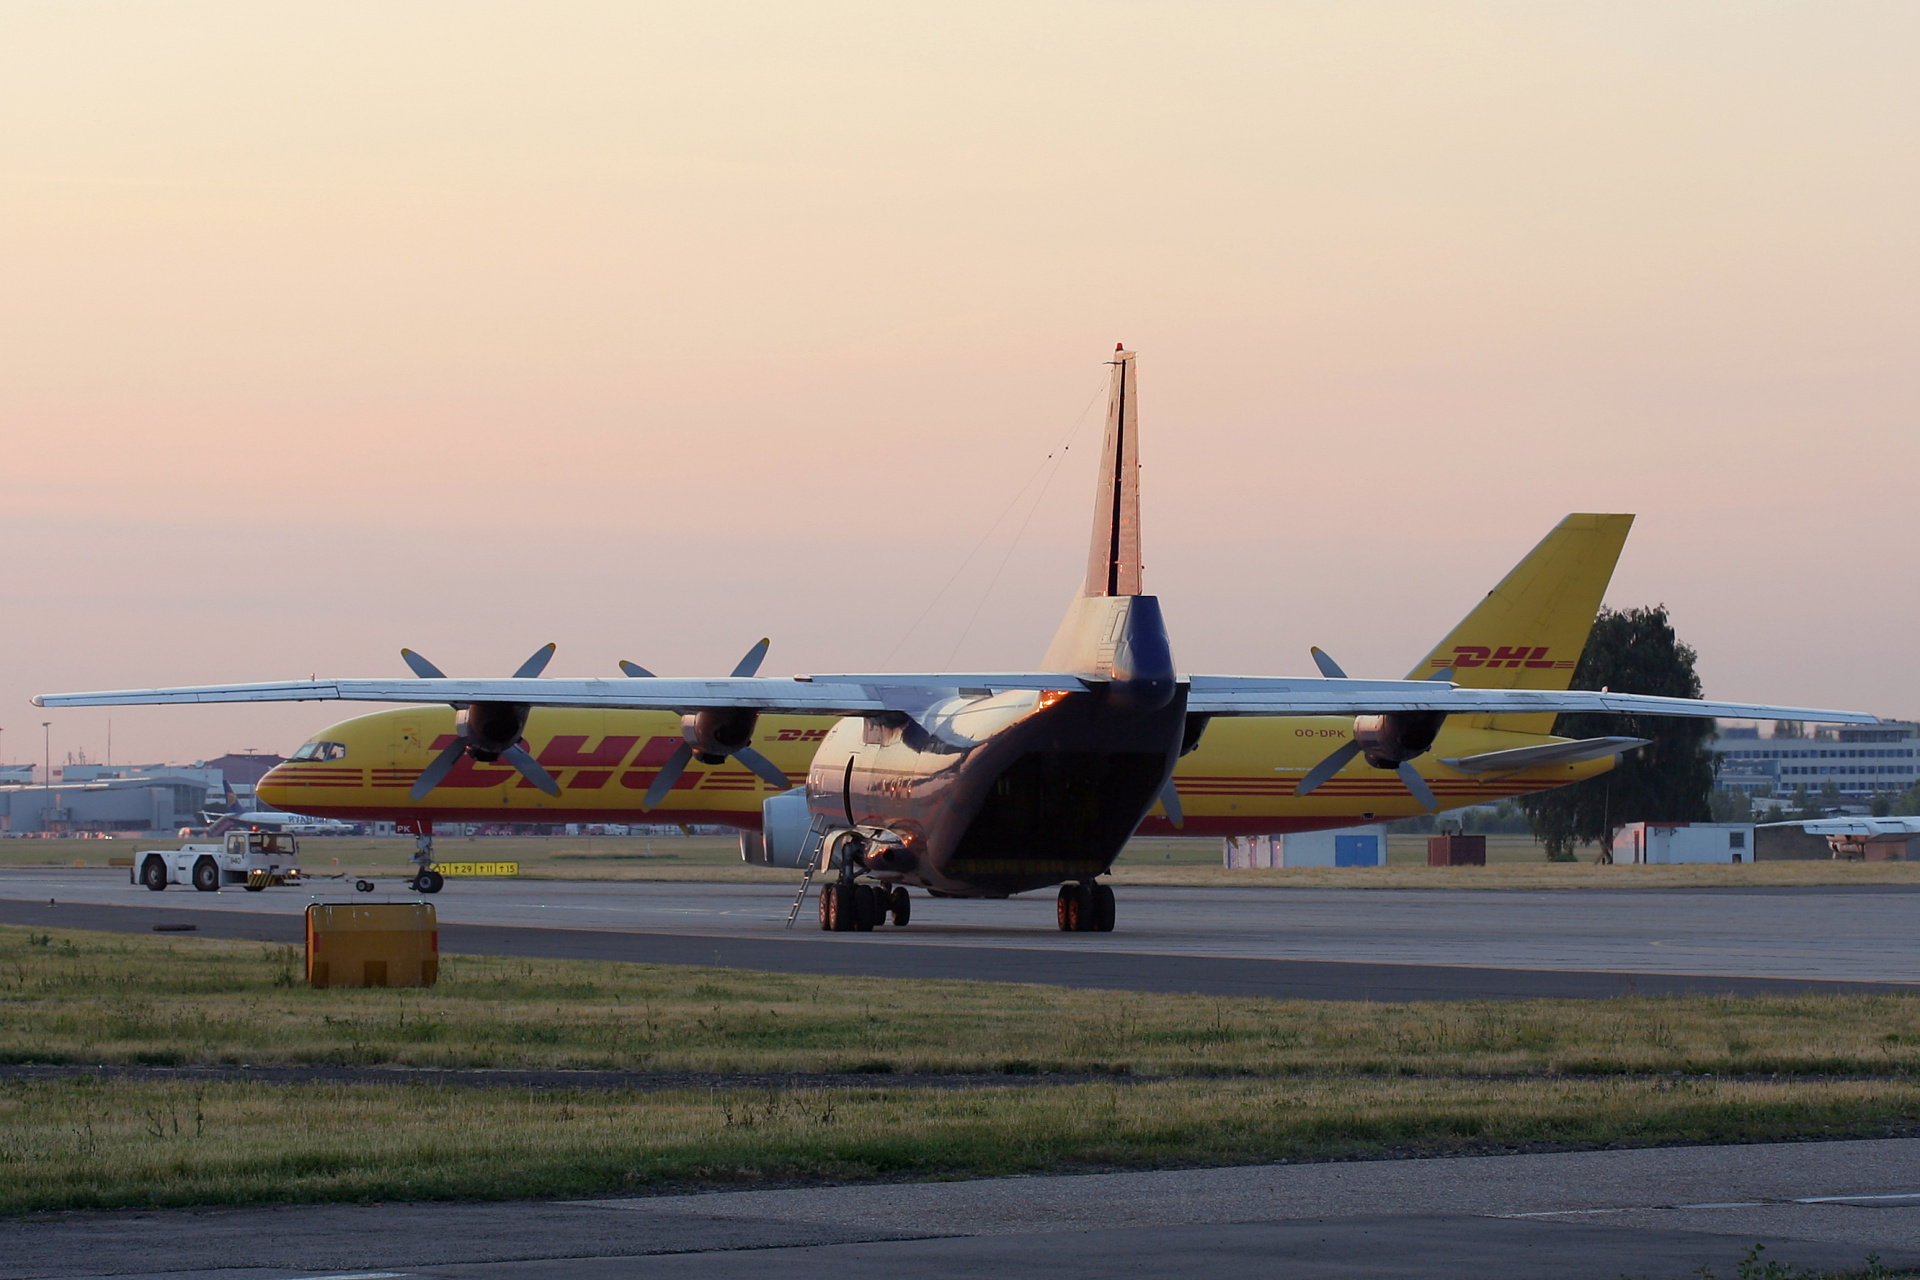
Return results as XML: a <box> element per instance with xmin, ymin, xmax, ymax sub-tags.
<box><xmin>32</xmin><ymin>670</ymin><xmax>1875</xmax><ymax>726</ymax></box>
<box><xmin>1179</xmin><ymin>675</ymin><xmax>1878</xmax><ymax>724</ymax></box>
<box><xmin>31</xmin><ymin>676</ymin><xmax>904</xmax><ymax>715</ymax></box>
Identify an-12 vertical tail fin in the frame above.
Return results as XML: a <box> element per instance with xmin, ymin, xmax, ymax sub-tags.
<box><xmin>1041</xmin><ymin>347</ymin><xmax>1173</xmax><ymax>710</ymax></box>
<box><xmin>1409</xmin><ymin>513</ymin><xmax>1634</xmax><ymax>734</ymax></box>
<box><xmin>1081</xmin><ymin>344</ymin><xmax>1142</xmax><ymax>599</ymax></box>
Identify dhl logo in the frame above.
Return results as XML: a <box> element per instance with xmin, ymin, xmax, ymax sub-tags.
<box><xmin>1431</xmin><ymin>646</ymin><xmax>1576</xmax><ymax>670</ymax></box>
<box><xmin>353</xmin><ymin>734</ymin><xmax>805</xmax><ymax>794</ymax></box>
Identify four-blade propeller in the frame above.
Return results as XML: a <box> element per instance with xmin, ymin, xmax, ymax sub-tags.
<box><xmin>1292</xmin><ymin>647</ymin><xmax>1447</xmax><ymax>812</ymax></box>
<box><xmin>403</xmin><ymin>644</ymin><xmax>563</xmax><ymax>801</ymax></box>
<box><xmin>622</xmin><ymin>638</ymin><xmax>792</xmax><ymax>809</ymax></box>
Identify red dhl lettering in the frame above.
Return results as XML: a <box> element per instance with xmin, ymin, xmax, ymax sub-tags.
<box><xmin>620</xmin><ymin>734</ymin><xmax>703</xmax><ymax>793</ymax></box>
<box><xmin>537</xmin><ymin>735</ymin><xmax>640</xmax><ymax>768</ymax></box>
<box><xmin>774</xmin><ymin>727</ymin><xmax>830</xmax><ymax>742</ymax></box>
<box><xmin>425</xmin><ymin>735</ymin><xmax>518</xmax><ymax>788</ymax></box>
<box><xmin>1438</xmin><ymin>645</ymin><xmax>1555</xmax><ymax>670</ymax></box>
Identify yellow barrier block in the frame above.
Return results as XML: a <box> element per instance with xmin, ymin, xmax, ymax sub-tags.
<box><xmin>434</xmin><ymin>862</ymin><xmax>519</xmax><ymax>877</ymax></box>
<box><xmin>306</xmin><ymin>902</ymin><xmax>438</xmax><ymax>989</ymax></box>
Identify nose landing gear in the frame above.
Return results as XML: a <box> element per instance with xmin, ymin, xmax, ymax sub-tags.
<box><xmin>1057</xmin><ymin>881</ymin><xmax>1115</xmax><ymax>932</ymax></box>
<box><xmin>404</xmin><ymin>828</ymin><xmax>443</xmax><ymax>894</ymax></box>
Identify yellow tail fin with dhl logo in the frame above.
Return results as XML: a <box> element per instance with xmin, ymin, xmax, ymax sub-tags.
<box><xmin>1407</xmin><ymin>514</ymin><xmax>1634</xmax><ymax>734</ymax></box>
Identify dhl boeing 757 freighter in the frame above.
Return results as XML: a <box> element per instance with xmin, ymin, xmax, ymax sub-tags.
<box><xmin>36</xmin><ymin>349</ymin><xmax>1874</xmax><ymax>931</ymax></box>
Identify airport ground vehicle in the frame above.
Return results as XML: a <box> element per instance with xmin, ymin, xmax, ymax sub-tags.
<box><xmin>134</xmin><ymin>831</ymin><xmax>303</xmax><ymax>892</ymax></box>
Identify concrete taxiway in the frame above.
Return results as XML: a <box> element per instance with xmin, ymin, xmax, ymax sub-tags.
<box><xmin>4</xmin><ymin>869</ymin><xmax>1918</xmax><ymax>998</ymax></box>
<box><xmin>11</xmin><ymin>1138</ymin><xmax>1920</xmax><ymax>1280</ymax></box>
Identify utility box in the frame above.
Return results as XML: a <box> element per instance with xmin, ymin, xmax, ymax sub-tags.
<box><xmin>1612</xmin><ymin>822</ymin><xmax>1754</xmax><ymax>865</ymax></box>
<box><xmin>1222</xmin><ymin>825</ymin><xmax>1387</xmax><ymax>868</ymax></box>
<box><xmin>1427</xmin><ymin>835</ymin><xmax>1487</xmax><ymax>866</ymax></box>
<box><xmin>305</xmin><ymin>902</ymin><xmax>438</xmax><ymax>988</ymax></box>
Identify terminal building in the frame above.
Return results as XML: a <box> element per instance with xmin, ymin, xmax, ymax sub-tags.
<box><xmin>1714</xmin><ymin>721</ymin><xmax>1920</xmax><ymax>800</ymax></box>
<box><xmin>0</xmin><ymin>756</ymin><xmax>284</xmax><ymax>836</ymax></box>
<box><xmin>0</xmin><ymin>772</ymin><xmax>216</xmax><ymax>835</ymax></box>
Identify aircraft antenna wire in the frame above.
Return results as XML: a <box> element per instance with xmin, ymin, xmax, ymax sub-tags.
<box><xmin>875</xmin><ymin>369</ymin><xmax>1106</xmax><ymax>670</ymax></box>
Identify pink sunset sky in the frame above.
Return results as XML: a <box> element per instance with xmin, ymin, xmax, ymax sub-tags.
<box><xmin>3</xmin><ymin>2</ymin><xmax>1917</xmax><ymax>766</ymax></box>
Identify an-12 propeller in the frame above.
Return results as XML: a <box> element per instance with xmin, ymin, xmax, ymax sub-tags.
<box><xmin>623</xmin><ymin>638</ymin><xmax>792</xmax><ymax>809</ymax></box>
<box><xmin>403</xmin><ymin>644</ymin><xmax>563</xmax><ymax>801</ymax></box>
<box><xmin>402</xmin><ymin>640</ymin><xmax>794</xmax><ymax>807</ymax></box>
<box><xmin>1291</xmin><ymin>647</ymin><xmax>1451</xmax><ymax>812</ymax></box>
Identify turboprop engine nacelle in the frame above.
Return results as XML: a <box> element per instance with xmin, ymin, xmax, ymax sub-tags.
<box><xmin>1351</xmin><ymin>711</ymin><xmax>1446</xmax><ymax>768</ymax></box>
<box><xmin>458</xmin><ymin>702</ymin><xmax>532</xmax><ymax>760</ymax></box>
<box><xmin>682</xmin><ymin>708</ymin><xmax>758</xmax><ymax>764</ymax></box>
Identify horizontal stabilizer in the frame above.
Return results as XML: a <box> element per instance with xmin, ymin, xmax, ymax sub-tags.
<box><xmin>1439</xmin><ymin>736</ymin><xmax>1650</xmax><ymax>775</ymax></box>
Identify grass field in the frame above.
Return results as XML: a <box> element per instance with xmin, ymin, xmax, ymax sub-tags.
<box><xmin>8</xmin><ymin>833</ymin><xmax>1918</xmax><ymax>890</ymax></box>
<box><xmin>5</xmin><ymin>924</ymin><xmax>1920</xmax><ymax>1211</ymax></box>
<box><xmin>9</xmin><ymin>1073</ymin><xmax>1919</xmax><ymax>1213</ymax></box>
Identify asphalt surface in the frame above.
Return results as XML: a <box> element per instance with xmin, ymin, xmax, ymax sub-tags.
<box><xmin>4</xmin><ymin>869</ymin><xmax>1918</xmax><ymax>999</ymax></box>
<box><xmin>13</xmin><ymin>1138</ymin><xmax>1920</xmax><ymax>1280</ymax></box>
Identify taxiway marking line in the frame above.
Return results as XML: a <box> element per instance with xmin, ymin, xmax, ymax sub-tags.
<box><xmin>1501</xmin><ymin>1191</ymin><xmax>1920</xmax><ymax>1218</ymax></box>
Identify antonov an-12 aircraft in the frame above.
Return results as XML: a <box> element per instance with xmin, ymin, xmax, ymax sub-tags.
<box><xmin>37</xmin><ymin>349</ymin><xmax>1872</xmax><ymax>932</ymax></box>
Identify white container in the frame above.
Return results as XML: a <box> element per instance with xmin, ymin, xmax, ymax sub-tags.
<box><xmin>1613</xmin><ymin>821</ymin><xmax>1754</xmax><ymax>864</ymax></box>
<box><xmin>1225</xmin><ymin>825</ymin><xmax>1387</xmax><ymax>868</ymax></box>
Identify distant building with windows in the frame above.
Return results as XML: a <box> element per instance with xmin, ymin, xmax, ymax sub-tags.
<box><xmin>1715</xmin><ymin>721</ymin><xmax>1919</xmax><ymax>799</ymax></box>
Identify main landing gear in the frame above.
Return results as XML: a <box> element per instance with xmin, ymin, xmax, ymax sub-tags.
<box><xmin>819</xmin><ymin>880</ymin><xmax>911</xmax><ymax>932</ymax></box>
<box><xmin>1057</xmin><ymin>881</ymin><xmax>1115</xmax><ymax>932</ymax></box>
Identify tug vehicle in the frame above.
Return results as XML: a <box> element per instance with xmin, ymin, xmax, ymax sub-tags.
<box><xmin>134</xmin><ymin>830</ymin><xmax>303</xmax><ymax>892</ymax></box>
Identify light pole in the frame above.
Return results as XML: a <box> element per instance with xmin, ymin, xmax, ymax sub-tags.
<box><xmin>41</xmin><ymin>722</ymin><xmax>50</xmax><ymax>789</ymax></box>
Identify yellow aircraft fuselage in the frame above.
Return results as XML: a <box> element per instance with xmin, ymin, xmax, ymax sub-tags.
<box><xmin>259</xmin><ymin>705</ymin><xmax>1607</xmax><ymax>836</ymax></box>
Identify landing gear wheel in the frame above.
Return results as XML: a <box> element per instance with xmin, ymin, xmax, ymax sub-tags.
<box><xmin>140</xmin><ymin>857</ymin><xmax>168</xmax><ymax>892</ymax></box>
<box><xmin>355</xmin><ymin>879</ymin><xmax>376</xmax><ymax>893</ymax></box>
<box><xmin>416</xmin><ymin>870</ymin><xmax>444</xmax><ymax>895</ymax></box>
<box><xmin>191</xmin><ymin>857</ymin><xmax>220</xmax><ymax>893</ymax></box>
<box><xmin>819</xmin><ymin>883</ymin><xmax>836</xmax><ymax>930</ymax></box>
<box><xmin>889</xmin><ymin>886</ymin><xmax>911</xmax><ymax>927</ymax></box>
<box><xmin>1057</xmin><ymin>882</ymin><xmax>1094</xmax><ymax>931</ymax></box>
<box><xmin>1092</xmin><ymin>882</ymin><xmax>1115</xmax><ymax>932</ymax></box>
<box><xmin>827</xmin><ymin>883</ymin><xmax>856</xmax><ymax>932</ymax></box>
<box><xmin>854</xmin><ymin>884</ymin><xmax>882</xmax><ymax>931</ymax></box>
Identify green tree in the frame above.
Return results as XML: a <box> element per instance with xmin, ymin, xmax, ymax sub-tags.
<box><xmin>1522</xmin><ymin>605</ymin><xmax>1717</xmax><ymax>861</ymax></box>
<box><xmin>1709</xmin><ymin>788</ymin><xmax>1753</xmax><ymax>822</ymax></box>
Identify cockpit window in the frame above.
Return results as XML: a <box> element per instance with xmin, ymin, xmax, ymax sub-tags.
<box><xmin>290</xmin><ymin>741</ymin><xmax>348</xmax><ymax>761</ymax></box>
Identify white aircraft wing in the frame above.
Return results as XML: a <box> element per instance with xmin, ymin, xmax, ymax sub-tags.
<box><xmin>33</xmin><ymin>671</ymin><xmax>1874</xmax><ymax>726</ymax></box>
<box><xmin>32</xmin><ymin>676</ymin><xmax>911</xmax><ymax>715</ymax></box>
<box><xmin>1180</xmin><ymin>675</ymin><xmax>1877</xmax><ymax>724</ymax></box>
